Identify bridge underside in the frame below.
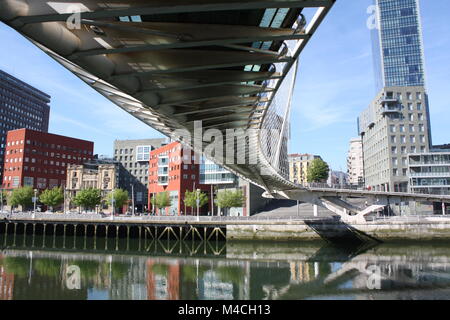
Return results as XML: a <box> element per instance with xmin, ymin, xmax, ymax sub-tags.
<box><xmin>2</xmin><ymin>0</ymin><xmax>450</xmax><ymax>225</ymax></box>
<box><xmin>0</xmin><ymin>0</ymin><xmax>335</xmax><ymax>193</ymax></box>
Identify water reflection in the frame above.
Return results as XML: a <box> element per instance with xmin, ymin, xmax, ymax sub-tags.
<box><xmin>2</xmin><ymin>236</ymin><xmax>450</xmax><ymax>300</ymax></box>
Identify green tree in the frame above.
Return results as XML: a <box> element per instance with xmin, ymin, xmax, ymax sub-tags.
<box><xmin>183</xmin><ymin>190</ymin><xmax>209</xmax><ymax>215</ymax></box>
<box><xmin>7</xmin><ymin>186</ymin><xmax>34</xmax><ymax>210</ymax></box>
<box><xmin>73</xmin><ymin>188</ymin><xmax>102</xmax><ymax>212</ymax></box>
<box><xmin>0</xmin><ymin>189</ymin><xmax>8</xmax><ymax>204</ymax></box>
<box><xmin>39</xmin><ymin>187</ymin><xmax>64</xmax><ymax>212</ymax></box>
<box><xmin>151</xmin><ymin>191</ymin><xmax>171</xmax><ymax>215</ymax></box>
<box><xmin>107</xmin><ymin>189</ymin><xmax>129</xmax><ymax>211</ymax></box>
<box><xmin>306</xmin><ymin>158</ymin><xmax>330</xmax><ymax>183</ymax></box>
<box><xmin>216</xmin><ymin>189</ymin><xmax>245</xmax><ymax>216</ymax></box>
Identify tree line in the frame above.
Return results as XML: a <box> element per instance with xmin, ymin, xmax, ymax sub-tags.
<box><xmin>1</xmin><ymin>186</ymin><xmax>129</xmax><ymax>213</ymax></box>
<box><xmin>2</xmin><ymin>186</ymin><xmax>246</xmax><ymax>215</ymax></box>
<box><xmin>150</xmin><ymin>188</ymin><xmax>245</xmax><ymax>215</ymax></box>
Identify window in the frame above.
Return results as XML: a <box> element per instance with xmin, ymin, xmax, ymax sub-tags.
<box><xmin>399</xmin><ymin>125</ymin><xmax>405</xmax><ymax>132</ymax></box>
<box><xmin>409</xmin><ymin>124</ymin><xmax>415</xmax><ymax>132</ymax></box>
<box><xmin>391</xmin><ymin>136</ymin><xmax>396</xmax><ymax>143</ymax></box>
<box><xmin>408</xmin><ymin>103</ymin><xmax>413</xmax><ymax>111</ymax></box>
<box><xmin>419</xmin><ymin>124</ymin><xmax>425</xmax><ymax>132</ymax></box>
<box><xmin>418</xmin><ymin>113</ymin><xmax>424</xmax><ymax>121</ymax></box>
<box><xmin>390</xmin><ymin>125</ymin><xmax>396</xmax><ymax>133</ymax></box>
<box><xmin>407</xmin><ymin>92</ymin><xmax>412</xmax><ymax>100</ymax></box>
<box><xmin>416</xmin><ymin>92</ymin><xmax>422</xmax><ymax>100</ymax></box>
<box><xmin>410</xmin><ymin>136</ymin><xmax>416</xmax><ymax>143</ymax></box>
<box><xmin>417</xmin><ymin>103</ymin><xmax>422</xmax><ymax>111</ymax></box>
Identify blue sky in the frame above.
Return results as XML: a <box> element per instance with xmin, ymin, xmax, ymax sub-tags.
<box><xmin>0</xmin><ymin>0</ymin><xmax>449</xmax><ymax>171</ymax></box>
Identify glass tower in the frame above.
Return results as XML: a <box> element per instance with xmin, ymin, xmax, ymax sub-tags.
<box><xmin>372</xmin><ymin>0</ymin><xmax>426</xmax><ymax>91</ymax></box>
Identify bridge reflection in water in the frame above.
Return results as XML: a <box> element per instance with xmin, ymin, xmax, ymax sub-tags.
<box><xmin>2</xmin><ymin>236</ymin><xmax>450</xmax><ymax>300</ymax></box>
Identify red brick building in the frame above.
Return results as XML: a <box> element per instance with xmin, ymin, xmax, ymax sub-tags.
<box><xmin>2</xmin><ymin>128</ymin><xmax>94</xmax><ymax>190</ymax></box>
<box><xmin>148</xmin><ymin>141</ymin><xmax>209</xmax><ymax>215</ymax></box>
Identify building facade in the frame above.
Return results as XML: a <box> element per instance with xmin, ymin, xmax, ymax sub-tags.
<box><xmin>288</xmin><ymin>154</ymin><xmax>322</xmax><ymax>185</ymax></box>
<box><xmin>2</xmin><ymin>129</ymin><xmax>94</xmax><ymax>190</ymax></box>
<box><xmin>347</xmin><ymin>138</ymin><xmax>365</xmax><ymax>187</ymax></box>
<box><xmin>327</xmin><ymin>171</ymin><xmax>349</xmax><ymax>187</ymax></box>
<box><xmin>0</xmin><ymin>70</ymin><xmax>50</xmax><ymax>180</ymax></box>
<box><xmin>148</xmin><ymin>142</ymin><xmax>265</xmax><ymax>216</ymax></box>
<box><xmin>148</xmin><ymin>141</ymin><xmax>208</xmax><ymax>215</ymax></box>
<box><xmin>65</xmin><ymin>158</ymin><xmax>119</xmax><ymax>212</ymax></box>
<box><xmin>113</xmin><ymin>138</ymin><xmax>167</xmax><ymax>212</ymax></box>
<box><xmin>359</xmin><ymin>0</ymin><xmax>432</xmax><ymax>192</ymax></box>
<box><xmin>408</xmin><ymin>152</ymin><xmax>450</xmax><ymax>195</ymax></box>
<box><xmin>200</xmin><ymin>157</ymin><xmax>270</xmax><ymax>216</ymax></box>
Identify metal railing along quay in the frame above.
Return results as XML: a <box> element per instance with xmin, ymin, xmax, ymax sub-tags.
<box><xmin>0</xmin><ymin>211</ymin><xmax>326</xmax><ymax>224</ymax></box>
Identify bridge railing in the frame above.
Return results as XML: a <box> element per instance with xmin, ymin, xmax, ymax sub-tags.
<box><xmin>0</xmin><ymin>212</ymin><xmax>326</xmax><ymax>223</ymax></box>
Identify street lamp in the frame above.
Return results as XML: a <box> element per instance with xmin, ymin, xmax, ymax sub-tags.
<box><xmin>130</xmin><ymin>183</ymin><xmax>135</xmax><ymax>216</ymax></box>
<box><xmin>196</xmin><ymin>189</ymin><xmax>200</xmax><ymax>222</ymax></box>
<box><xmin>32</xmin><ymin>189</ymin><xmax>38</xmax><ymax>219</ymax></box>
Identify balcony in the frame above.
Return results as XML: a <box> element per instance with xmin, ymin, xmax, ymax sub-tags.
<box><xmin>409</xmin><ymin>171</ymin><xmax>450</xmax><ymax>178</ymax></box>
<box><xmin>380</xmin><ymin>96</ymin><xmax>398</xmax><ymax>104</ymax></box>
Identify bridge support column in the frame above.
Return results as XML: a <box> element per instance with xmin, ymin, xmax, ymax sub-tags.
<box><xmin>313</xmin><ymin>205</ymin><xmax>318</xmax><ymax>217</ymax></box>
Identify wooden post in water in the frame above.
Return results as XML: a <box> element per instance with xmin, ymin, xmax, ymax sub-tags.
<box><xmin>94</xmin><ymin>225</ymin><xmax>97</xmax><ymax>250</ymax></box>
<box><xmin>63</xmin><ymin>224</ymin><xmax>67</xmax><ymax>248</ymax></box>
<box><xmin>115</xmin><ymin>225</ymin><xmax>119</xmax><ymax>251</ymax></box>
<box><xmin>23</xmin><ymin>223</ymin><xmax>28</xmax><ymax>247</ymax></box>
<box><xmin>52</xmin><ymin>224</ymin><xmax>56</xmax><ymax>248</ymax></box>
<box><xmin>138</xmin><ymin>226</ymin><xmax>142</xmax><ymax>251</ymax></box>
<box><xmin>126</xmin><ymin>226</ymin><xmax>130</xmax><ymax>251</ymax></box>
<box><xmin>3</xmin><ymin>223</ymin><xmax>9</xmax><ymax>247</ymax></box>
<box><xmin>105</xmin><ymin>225</ymin><xmax>109</xmax><ymax>250</ymax></box>
<box><xmin>42</xmin><ymin>224</ymin><xmax>47</xmax><ymax>248</ymax></box>
<box><xmin>73</xmin><ymin>224</ymin><xmax>77</xmax><ymax>249</ymax></box>
<box><xmin>32</xmin><ymin>224</ymin><xmax>36</xmax><ymax>247</ymax></box>
<box><xmin>12</xmin><ymin>223</ymin><xmax>18</xmax><ymax>247</ymax></box>
<box><xmin>84</xmin><ymin>224</ymin><xmax>88</xmax><ymax>250</ymax></box>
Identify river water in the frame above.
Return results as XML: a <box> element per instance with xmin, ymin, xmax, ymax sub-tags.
<box><xmin>1</xmin><ymin>235</ymin><xmax>450</xmax><ymax>300</ymax></box>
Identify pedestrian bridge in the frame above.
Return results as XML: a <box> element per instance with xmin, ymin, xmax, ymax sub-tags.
<box><xmin>1</xmin><ymin>0</ymin><xmax>450</xmax><ymax>224</ymax></box>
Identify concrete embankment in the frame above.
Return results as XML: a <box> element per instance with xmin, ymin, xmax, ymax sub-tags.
<box><xmin>3</xmin><ymin>213</ymin><xmax>450</xmax><ymax>243</ymax></box>
<box><xmin>226</xmin><ymin>218</ymin><xmax>450</xmax><ymax>242</ymax></box>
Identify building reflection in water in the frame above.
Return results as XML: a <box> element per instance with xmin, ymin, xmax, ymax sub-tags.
<box><xmin>2</xmin><ymin>240</ymin><xmax>450</xmax><ymax>299</ymax></box>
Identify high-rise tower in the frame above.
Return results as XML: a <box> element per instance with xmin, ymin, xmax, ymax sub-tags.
<box><xmin>359</xmin><ymin>0</ymin><xmax>432</xmax><ymax>192</ymax></box>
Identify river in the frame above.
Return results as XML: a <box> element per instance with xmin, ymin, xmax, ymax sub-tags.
<box><xmin>1</xmin><ymin>235</ymin><xmax>450</xmax><ymax>300</ymax></box>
